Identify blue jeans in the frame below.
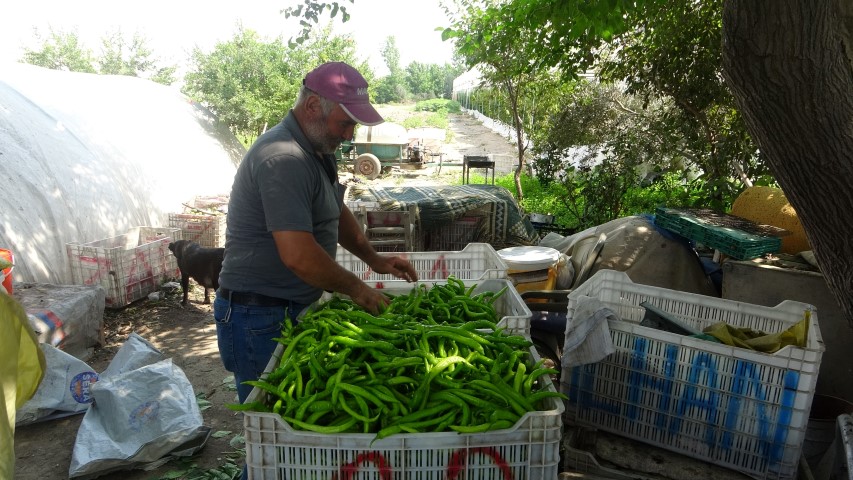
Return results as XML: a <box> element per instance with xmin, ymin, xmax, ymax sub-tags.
<box><xmin>213</xmin><ymin>294</ymin><xmax>309</xmax><ymax>403</ymax></box>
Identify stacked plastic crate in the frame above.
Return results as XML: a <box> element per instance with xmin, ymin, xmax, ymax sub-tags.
<box><xmin>66</xmin><ymin>227</ymin><xmax>181</xmax><ymax>308</ymax></box>
<box><xmin>654</xmin><ymin>207</ymin><xmax>782</xmax><ymax>260</ymax></box>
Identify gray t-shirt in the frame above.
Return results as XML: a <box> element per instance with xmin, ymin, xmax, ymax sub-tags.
<box><xmin>218</xmin><ymin>111</ymin><xmax>345</xmax><ymax>304</ymax></box>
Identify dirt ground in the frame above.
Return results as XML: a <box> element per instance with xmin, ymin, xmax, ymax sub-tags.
<box><xmin>13</xmin><ymin>109</ymin><xmax>523</xmax><ymax>480</ymax></box>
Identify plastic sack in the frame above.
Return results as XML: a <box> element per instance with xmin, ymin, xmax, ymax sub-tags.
<box><xmin>68</xmin><ymin>348</ymin><xmax>208</xmax><ymax>478</ymax></box>
<box><xmin>16</xmin><ymin>344</ymin><xmax>97</xmax><ymax>425</ymax></box>
<box><xmin>555</xmin><ymin>254</ymin><xmax>575</xmax><ymax>290</ymax></box>
<box><xmin>100</xmin><ymin>332</ymin><xmax>166</xmax><ymax>379</ymax></box>
<box><xmin>1</xmin><ymin>293</ymin><xmax>46</xmax><ymax>479</ymax></box>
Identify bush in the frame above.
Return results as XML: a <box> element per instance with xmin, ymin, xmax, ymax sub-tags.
<box><xmin>415</xmin><ymin>99</ymin><xmax>461</xmax><ymax>114</ymax></box>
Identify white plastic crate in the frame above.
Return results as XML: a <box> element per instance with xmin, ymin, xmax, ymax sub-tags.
<box><xmin>560</xmin><ymin>270</ymin><xmax>824</xmax><ymax>480</ymax></box>
<box><xmin>66</xmin><ymin>227</ymin><xmax>181</xmax><ymax>308</ymax></box>
<box><xmin>337</xmin><ymin>242</ymin><xmax>507</xmax><ymax>285</ymax></box>
<box><xmin>317</xmin><ymin>278</ymin><xmax>532</xmax><ymax>337</ymax></box>
<box><xmin>244</xmin><ymin>344</ymin><xmax>563</xmax><ymax>480</ymax></box>
<box><xmin>168</xmin><ymin>212</ymin><xmax>226</xmax><ymax>248</ymax></box>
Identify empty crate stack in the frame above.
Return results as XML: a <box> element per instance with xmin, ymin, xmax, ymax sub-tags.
<box><xmin>66</xmin><ymin>226</ymin><xmax>181</xmax><ymax>308</ymax></box>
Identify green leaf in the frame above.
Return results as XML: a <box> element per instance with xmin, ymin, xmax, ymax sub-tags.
<box><xmin>212</xmin><ymin>430</ymin><xmax>232</xmax><ymax>438</ymax></box>
<box><xmin>159</xmin><ymin>470</ymin><xmax>188</xmax><ymax>479</ymax></box>
<box><xmin>229</xmin><ymin>434</ymin><xmax>245</xmax><ymax>449</ymax></box>
<box><xmin>197</xmin><ymin>398</ymin><xmax>212</xmax><ymax>411</ymax></box>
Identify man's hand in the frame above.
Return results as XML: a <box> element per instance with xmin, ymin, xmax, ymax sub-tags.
<box><xmin>350</xmin><ymin>283</ymin><xmax>391</xmax><ymax>314</ymax></box>
<box><xmin>369</xmin><ymin>255</ymin><xmax>418</xmax><ymax>283</ymax></box>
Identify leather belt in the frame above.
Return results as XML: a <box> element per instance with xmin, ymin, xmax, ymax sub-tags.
<box><xmin>219</xmin><ymin>288</ymin><xmax>288</xmax><ymax>307</ymax></box>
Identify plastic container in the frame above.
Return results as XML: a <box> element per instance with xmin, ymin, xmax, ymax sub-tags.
<box><xmin>66</xmin><ymin>227</ymin><xmax>181</xmax><ymax>308</ymax></box>
<box><xmin>337</xmin><ymin>242</ymin><xmax>507</xmax><ymax>286</ymax></box>
<box><xmin>497</xmin><ymin>246</ymin><xmax>560</xmax><ymax>273</ymax></box>
<box><xmin>0</xmin><ymin>248</ymin><xmax>13</xmax><ymax>294</ymax></box>
<box><xmin>560</xmin><ymin>269</ymin><xmax>823</xmax><ymax>480</ymax></box>
<box><xmin>168</xmin><ymin>212</ymin><xmax>226</xmax><ymax>248</ymax></box>
<box><xmin>243</xmin><ymin>344</ymin><xmax>563</xmax><ymax>480</ymax></box>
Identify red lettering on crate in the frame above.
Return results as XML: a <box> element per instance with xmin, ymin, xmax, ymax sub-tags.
<box><xmin>429</xmin><ymin>255</ymin><xmax>449</xmax><ymax>279</ymax></box>
<box><xmin>446</xmin><ymin>447</ymin><xmax>513</xmax><ymax>480</ymax></box>
<box><xmin>333</xmin><ymin>452</ymin><xmax>392</xmax><ymax>480</ymax></box>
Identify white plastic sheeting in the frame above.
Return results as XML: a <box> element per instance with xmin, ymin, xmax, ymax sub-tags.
<box><xmin>0</xmin><ymin>63</ymin><xmax>245</xmax><ymax>285</ymax></box>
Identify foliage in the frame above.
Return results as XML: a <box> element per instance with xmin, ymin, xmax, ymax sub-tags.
<box><xmin>156</xmin><ymin>447</ymin><xmax>244</xmax><ymax>480</ymax></box>
<box><xmin>283</xmin><ymin>0</ymin><xmax>354</xmax><ymax>46</ymax></box>
<box><xmin>182</xmin><ymin>25</ymin><xmax>370</xmax><ymax>143</ymax></box>
<box><xmin>597</xmin><ymin>0</ymin><xmax>764</xmax><ymax>207</ymax></box>
<box><xmin>415</xmin><ymin>98</ymin><xmax>461</xmax><ymax>114</ymax></box>
<box><xmin>400</xmin><ymin>111</ymin><xmax>449</xmax><ymax>130</ymax></box>
<box><xmin>442</xmin><ymin>0</ymin><xmax>766</xmax><ymax>211</ymax></box>
<box><xmin>21</xmin><ymin>28</ymin><xmax>96</xmax><ymax>73</ymax></box>
<box><xmin>374</xmin><ymin>37</ymin><xmax>408</xmax><ymax>103</ymax></box>
<box><xmin>444</xmin><ymin>3</ymin><xmax>555</xmax><ymax>201</ymax></box>
<box><xmin>97</xmin><ymin>30</ymin><xmax>177</xmax><ymax>84</ymax></box>
<box><xmin>21</xmin><ymin>27</ymin><xmax>177</xmax><ymax>85</ymax></box>
<box><xmin>495</xmin><ymin>168</ymin><xmax>715</xmax><ymax>232</ymax></box>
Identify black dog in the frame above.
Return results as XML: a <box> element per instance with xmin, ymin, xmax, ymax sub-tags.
<box><xmin>167</xmin><ymin>240</ymin><xmax>224</xmax><ymax>305</ymax></box>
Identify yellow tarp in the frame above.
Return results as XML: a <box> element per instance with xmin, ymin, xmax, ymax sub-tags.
<box><xmin>1</xmin><ymin>293</ymin><xmax>45</xmax><ymax>479</ymax></box>
<box><xmin>703</xmin><ymin>310</ymin><xmax>810</xmax><ymax>353</ymax></box>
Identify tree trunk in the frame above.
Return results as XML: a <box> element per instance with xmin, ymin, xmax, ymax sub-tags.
<box><xmin>721</xmin><ymin>1</ymin><xmax>853</xmax><ymax>327</ymax></box>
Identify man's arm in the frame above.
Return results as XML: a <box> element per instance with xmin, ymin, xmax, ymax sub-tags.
<box><xmin>272</xmin><ymin>230</ymin><xmax>391</xmax><ymax>313</ymax></box>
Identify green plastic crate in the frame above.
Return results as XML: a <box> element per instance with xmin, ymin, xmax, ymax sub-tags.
<box><xmin>654</xmin><ymin>207</ymin><xmax>781</xmax><ymax>260</ymax></box>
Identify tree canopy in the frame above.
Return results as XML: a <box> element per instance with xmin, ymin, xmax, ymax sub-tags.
<box><xmin>181</xmin><ymin>24</ymin><xmax>370</xmax><ymax>143</ymax></box>
<box><xmin>21</xmin><ymin>27</ymin><xmax>176</xmax><ymax>85</ymax></box>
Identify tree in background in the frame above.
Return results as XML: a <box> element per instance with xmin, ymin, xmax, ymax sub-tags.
<box><xmin>374</xmin><ymin>36</ymin><xmax>408</xmax><ymax>103</ymax></box>
<box><xmin>21</xmin><ymin>27</ymin><xmax>177</xmax><ymax>85</ymax></box>
<box><xmin>98</xmin><ymin>30</ymin><xmax>177</xmax><ymax>85</ymax></box>
<box><xmin>21</xmin><ymin>28</ymin><xmax>95</xmax><ymax>73</ymax></box>
<box><xmin>406</xmin><ymin>62</ymin><xmax>444</xmax><ymax>100</ymax></box>
<box><xmin>446</xmin><ymin>2</ymin><xmax>548</xmax><ymax>201</ymax></box>
<box><xmin>597</xmin><ymin>0</ymin><xmax>763</xmax><ymax>210</ymax></box>
<box><xmin>182</xmin><ymin>24</ymin><xmax>370</xmax><ymax>144</ymax></box>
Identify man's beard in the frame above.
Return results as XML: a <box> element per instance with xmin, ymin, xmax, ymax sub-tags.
<box><xmin>302</xmin><ymin>114</ymin><xmax>341</xmax><ymax>155</ymax></box>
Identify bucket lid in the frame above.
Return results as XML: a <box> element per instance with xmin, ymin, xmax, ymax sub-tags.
<box><xmin>497</xmin><ymin>246</ymin><xmax>561</xmax><ymax>272</ymax></box>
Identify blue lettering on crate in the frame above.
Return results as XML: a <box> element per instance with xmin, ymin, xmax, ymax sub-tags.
<box><xmin>568</xmin><ymin>364</ymin><xmax>619</xmax><ymax>414</ymax></box>
<box><xmin>569</xmin><ymin>339</ymin><xmax>801</xmax><ymax>466</ymax></box>
<box><xmin>626</xmin><ymin>338</ymin><xmax>677</xmax><ymax>429</ymax></box>
<box><xmin>670</xmin><ymin>352</ymin><xmax>719</xmax><ymax>447</ymax></box>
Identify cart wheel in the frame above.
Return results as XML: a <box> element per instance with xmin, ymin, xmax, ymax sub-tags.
<box><xmin>355</xmin><ymin>153</ymin><xmax>381</xmax><ymax>180</ymax></box>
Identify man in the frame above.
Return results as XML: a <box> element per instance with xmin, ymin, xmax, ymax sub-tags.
<box><xmin>214</xmin><ymin>61</ymin><xmax>418</xmax><ymax>403</ymax></box>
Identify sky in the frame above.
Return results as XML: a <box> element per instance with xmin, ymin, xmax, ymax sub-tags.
<box><xmin>0</xmin><ymin>0</ymin><xmax>457</xmax><ymax>76</ymax></box>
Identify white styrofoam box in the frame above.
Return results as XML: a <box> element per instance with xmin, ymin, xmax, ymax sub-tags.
<box><xmin>336</xmin><ymin>242</ymin><xmax>508</xmax><ymax>286</ymax></box>
<box><xmin>66</xmin><ymin>227</ymin><xmax>180</xmax><ymax>308</ymax></box>
<box><xmin>244</xmin><ymin>343</ymin><xmax>563</xmax><ymax>480</ymax></box>
<box><xmin>561</xmin><ymin>270</ymin><xmax>823</xmax><ymax>480</ymax></box>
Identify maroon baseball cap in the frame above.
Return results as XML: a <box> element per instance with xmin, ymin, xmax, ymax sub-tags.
<box><xmin>303</xmin><ymin>61</ymin><xmax>384</xmax><ymax>126</ymax></box>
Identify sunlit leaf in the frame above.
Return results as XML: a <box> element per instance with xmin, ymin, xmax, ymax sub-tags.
<box><xmin>229</xmin><ymin>434</ymin><xmax>246</xmax><ymax>449</ymax></box>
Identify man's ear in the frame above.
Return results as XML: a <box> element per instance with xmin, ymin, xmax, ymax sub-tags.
<box><xmin>304</xmin><ymin>94</ymin><xmax>323</xmax><ymax>118</ymax></box>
